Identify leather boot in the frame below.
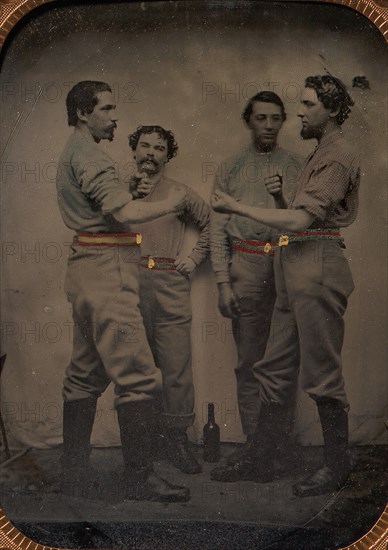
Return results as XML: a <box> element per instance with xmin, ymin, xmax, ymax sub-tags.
<box><xmin>226</xmin><ymin>435</ymin><xmax>253</xmax><ymax>466</ymax></box>
<box><xmin>226</xmin><ymin>404</ymin><xmax>296</xmax><ymax>467</ymax></box>
<box><xmin>166</xmin><ymin>429</ymin><xmax>202</xmax><ymax>474</ymax></box>
<box><xmin>117</xmin><ymin>402</ymin><xmax>190</xmax><ymax>502</ymax></box>
<box><xmin>210</xmin><ymin>402</ymin><xmax>287</xmax><ymax>482</ymax></box>
<box><xmin>292</xmin><ymin>398</ymin><xmax>351</xmax><ymax>497</ymax></box>
<box><xmin>60</xmin><ymin>397</ymin><xmax>98</xmax><ymax>497</ymax></box>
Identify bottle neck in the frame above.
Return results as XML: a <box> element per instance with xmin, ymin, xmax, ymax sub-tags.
<box><xmin>208</xmin><ymin>406</ymin><xmax>215</xmax><ymax>424</ymax></box>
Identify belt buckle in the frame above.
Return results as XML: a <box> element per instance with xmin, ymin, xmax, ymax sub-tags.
<box><xmin>136</xmin><ymin>233</ymin><xmax>142</xmax><ymax>245</ymax></box>
<box><xmin>264</xmin><ymin>242</ymin><xmax>272</xmax><ymax>253</ymax></box>
<box><xmin>147</xmin><ymin>257</ymin><xmax>155</xmax><ymax>269</ymax></box>
<box><xmin>278</xmin><ymin>235</ymin><xmax>289</xmax><ymax>247</ymax></box>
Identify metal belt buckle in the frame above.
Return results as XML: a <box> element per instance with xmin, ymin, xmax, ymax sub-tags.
<box><xmin>147</xmin><ymin>257</ymin><xmax>155</xmax><ymax>269</ymax></box>
<box><xmin>278</xmin><ymin>235</ymin><xmax>289</xmax><ymax>246</ymax></box>
<box><xmin>136</xmin><ymin>233</ymin><xmax>142</xmax><ymax>245</ymax></box>
<box><xmin>264</xmin><ymin>242</ymin><xmax>272</xmax><ymax>253</ymax></box>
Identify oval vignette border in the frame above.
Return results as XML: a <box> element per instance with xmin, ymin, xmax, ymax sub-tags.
<box><xmin>0</xmin><ymin>0</ymin><xmax>387</xmax><ymax>549</ymax></box>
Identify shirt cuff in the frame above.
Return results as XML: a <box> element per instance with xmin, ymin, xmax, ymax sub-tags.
<box><xmin>101</xmin><ymin>190</ymin><xmax>133</xmax><ymax>215</ymax></box>
<box><xmin>189</xmin><ymin>249</ymin><xmax>207</xmax><ymax>266</ymax></box>
<box><xmin>213</xmin><ymin>271</ymin><xmax>231</xmax><ymax>285</ymax></box>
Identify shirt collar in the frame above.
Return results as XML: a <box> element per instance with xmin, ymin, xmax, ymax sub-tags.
<box><xmin>249</xmin><ymin>143</ymin><xmax>279</xmax><ymax>157</ymax></box>
<box><xmin>318</xmin><ymin>127</ymin><xmax>343</xmax><ymax>149</ymax></box>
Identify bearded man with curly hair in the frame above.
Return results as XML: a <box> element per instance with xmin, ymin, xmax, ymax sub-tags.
<box><xmin>128</xmin><ymin>125</ymin><xmax>210</xmax><ymax>474</ymax></box>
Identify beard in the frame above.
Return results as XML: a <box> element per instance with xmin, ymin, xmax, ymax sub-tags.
<box><xmin>139</xmin><ymin>159</ymin><xmax>159</xmax><ymax>175</ymax></box>
<box><xmin>300</xmin><ymin>126</ymin><xmax>316</xmax><ymax>140</ymax></box>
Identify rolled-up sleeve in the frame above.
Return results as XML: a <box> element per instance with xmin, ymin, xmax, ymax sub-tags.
<box><xmin>73</xmin><ymin>149</ymin><xmax>132</xmax><ymax>214</ymax></box>
<box><xmin>210</xmin><ymin>168</ymin><xmax>232</xmax><ymax>284</ymax></box>
<box><xmin>185</xmin><ymin>188</ymin><xmax>211</xmax><ymax>266</ymax></box>
<box><xmin>292</xmin><ymin>161</ymin><xmax>350</xmax><ymax>221</ymax></box>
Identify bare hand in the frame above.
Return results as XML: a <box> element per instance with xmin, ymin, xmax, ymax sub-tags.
<box><xmin>264</xmin><ymin>174</ymin><xmax>283</xmax><ymax>197</ymax></box>
<box><xmin>166</xmin><ymin>184</ymin><xmax>188</xmax><ymax>212</ymax></box>
<box><xmin>132</xmin><ymin>172</ymin><xmax>154</xmax><ymax>197</ymax></box>
<box><xmin>218</xmin><ymin>283</ymin><xmax>240</xmax><ymax>318</ymax></box>
<box><xmin>211</xmin><ymin>191</ymin><xmax>239</xmax><ymax>214</ymax></box>
<box><xmin>175</xmin><ymin>257</ymin><xmax>196</xmax><ymax>276</ymax></box>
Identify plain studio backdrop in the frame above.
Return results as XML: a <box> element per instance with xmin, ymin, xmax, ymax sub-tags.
<box><xmin>0</xmin><ymin>1</ymin><xmax>386</xmax><ymax>450</ymax></box>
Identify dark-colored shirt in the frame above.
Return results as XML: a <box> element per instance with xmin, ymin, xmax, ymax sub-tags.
<box><xmin>290</xmin><ymin>129</ymin><xmax>360</xmax><ymax>228</ymax></box>
<box><xmin>130</xmin><ymin>175</ymin><xmax>210</xmax><ymax>266</ymax></box>
<box><xmin>56</xmin><ymin>130</ymin><xmax>132</xmax><ymax>232</ymax></box>
<box><xmin>211</xmin><ymin>145</ymin><xmax>301</xmax><ymax>284</ymax></box>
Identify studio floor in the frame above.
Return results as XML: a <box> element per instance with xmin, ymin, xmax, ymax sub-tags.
<box><xmin>0</xmin><ymin>444</ymin><xmax>386</xmax><ymax>549</ymax></box>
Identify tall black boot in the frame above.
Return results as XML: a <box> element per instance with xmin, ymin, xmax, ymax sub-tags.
<box><xmin>293</xmin><ymin>398</ymin><xmax>351</xmax><ymax>497</ymax></box>
<box><xmin>210</xmin><ymin>402</ymin><xmax>288</xmax><ymax>482</ymax></box>
<box><xmin>166</xmin><ymin>429</ymin><xmax>202</xmax><ymax>474</ymax></box>
<box><xmin>60</xmin><ymin>397</ymin><xmax>98</xmax><ymax>496</ymax></box>
<box><xmin>226</xmin><ymin>404</ymin><xmax>296</xmax><ymax>467</ymax></box>
<box><xmin>117</xmin><ymin>402</ymin><xmax>190</xmax><ymax>502</ymax></box>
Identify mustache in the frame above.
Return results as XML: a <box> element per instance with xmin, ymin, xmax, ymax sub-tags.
<box><xmin>140</xmin><ymin>158</ymin><xmax>158</xmax><ymax>166</ymax></box>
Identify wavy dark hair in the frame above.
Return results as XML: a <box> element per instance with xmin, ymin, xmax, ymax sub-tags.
<box><xmin>66</xmin><ymin>81</ymin><xmax>112</xmax><ymax>127</ymax></box>
<box><xmin>128</xmin><ymin>125</ymin><xmax>178</xmax><ymax>161</ymax></box>
<box><xmin>305</xmin><ymin>75</ymin><xmax>354</xmax><ymax>125</ymax></box>
<box><xmin>242</xmin><ymin>91</ymin><xmax>286</xmax><ymax>124</ymax></box>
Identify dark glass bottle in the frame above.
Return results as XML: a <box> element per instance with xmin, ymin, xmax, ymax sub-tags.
<box><xmin>203</xmin><ymin>402</ymin><xmax>220</xmax><ymax>462</ymax></box>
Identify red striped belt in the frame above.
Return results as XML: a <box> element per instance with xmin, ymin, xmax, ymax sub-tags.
<box><xmin>140</xmin><ymin>256</ymin><xmax>176</xmax><ymax>270</ymax></box>
<box><xmin>278</xmin><ymin>229</ymin><xmax>342</xmax><ymax>247</ymax></box>
<box><xmin>75</xmin><ymin>231</ymin><xmax>142</xmax><ymax>246</ymax></box>
<box><xmin>232</xmin><ymin>229</ymin><xmax>342</xmax><ymax>254</ymax></box>
<box><xmin>231</xmin><ymin>238</ymin><xmax>277</xmax><ymax>255</ymax></box>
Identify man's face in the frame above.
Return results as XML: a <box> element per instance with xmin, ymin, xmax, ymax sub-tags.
<box><xmin>298</xmin><ymin>87</ymin><xmax>332</xmax><ymax>140</ymax></box>
<box><xmin>134</xmin><ymin>132</ymin><xmax>169</xmax><ymax>175</ymax></box>
<box><xmin>248</xmin><ymin>101</ymin><xmax>284</xmax><ymax>150</ymax></box>
<box><xmin>82</xmin><ymin>91</ymin><xmax>117</xmax><ymax>142</ymax></box>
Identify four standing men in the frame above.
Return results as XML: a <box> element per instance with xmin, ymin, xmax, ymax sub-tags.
<box><xmin>57</xmin><ymin>74</ymin><xmax>359</xmax><ymax>500</ymax></box>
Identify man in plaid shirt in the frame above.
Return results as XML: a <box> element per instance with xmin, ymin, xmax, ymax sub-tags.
<box><xmin>210</xmin><ymin>75</ymin><xmax>360</xmax><ymax>497</ymax></box>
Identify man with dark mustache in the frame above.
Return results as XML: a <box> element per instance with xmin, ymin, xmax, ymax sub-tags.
<box><xmin>210</xmin><ymin>75</ymin><xmax>359</xmax><ymax>497</ymax></box>
<box><xmin>56</xmin><ymin>82</ymin><xmax>189</xmax><ymax>502</ymax></box>
<box><xmin>128</xmin><ymin>125</ymin><xmax>210</xmax><ymax>474</ymax></box>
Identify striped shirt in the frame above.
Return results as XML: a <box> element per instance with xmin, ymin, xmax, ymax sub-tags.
<box><xmin>290</xmin><ymin>129</ymin><xmax>360</xmax><ymax>228</ymax></box>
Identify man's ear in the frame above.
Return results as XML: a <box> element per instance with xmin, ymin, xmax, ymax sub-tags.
<box><xmin>244</xmin><ymin>118</ymin><xmax>253</xmax><ymax>130</ymax></box>
<box><xmin>329</xmin><ymin>106</ymin><xmax>340</xmax><ymax>119</ymax></box>
<box><xmin>76</xmin><ymin>108</ymin><xmax>89</xmax><ymax>123</ymax></box>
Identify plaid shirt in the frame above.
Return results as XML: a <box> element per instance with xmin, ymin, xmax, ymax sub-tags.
<box><xmin>290</xmin><ymin>129</ymin><xmax>360</xmax><ymax>228</ymax></box>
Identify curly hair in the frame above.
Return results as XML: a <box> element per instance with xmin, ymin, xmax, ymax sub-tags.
<box><xmin>66</xmin><ymin>81</ymin><xmax>112</xmax><ymax>127</ymax></box>
<box><xmin>242</xmin><ymin>91</ymin><xmax>286</xmax><ymax>125</ymax></box>
<box><xmin>128</xmin><ymin>125</ymin><xmax>178</xmax><ymax>161</ymax></box>
<box><xmin>305</xmin><ymin>75</ymin><xmax>354</xmax><ymax>125</ymax></box>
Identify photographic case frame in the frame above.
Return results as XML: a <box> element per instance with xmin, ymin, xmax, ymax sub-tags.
<box><xmin>0</xmin><ymin>0</ymin><xmax>387</xmax><ymax>548</ymax></box>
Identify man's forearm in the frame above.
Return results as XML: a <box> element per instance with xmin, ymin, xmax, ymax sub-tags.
<box><xmin>114</xmin><ymin>199</ymin><xmax>173</xmax><ymax>223</ymax></box>
<box><xmin>234</xmin><ymin>203</ymin><xmax>314</xmax><ymax>232</ymax></box>
<box><xmin>273</xmin><ymin>194</ymin><xmax>289</xmax><ymax>210</ymax></box>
